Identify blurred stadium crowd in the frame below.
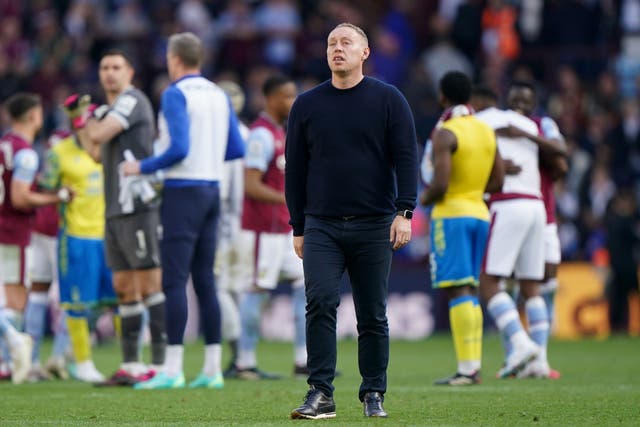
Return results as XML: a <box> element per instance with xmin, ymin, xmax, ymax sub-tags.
<box><xmin>0</xmin><ymin>0</ymin><xmax>639</xmax><ymax>266</ymax></box>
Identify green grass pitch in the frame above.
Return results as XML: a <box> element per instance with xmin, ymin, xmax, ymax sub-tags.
<box><xmin>1</xmin><ymin>334</ymin><xmax>638</xmax><ymax>426</ymax></box>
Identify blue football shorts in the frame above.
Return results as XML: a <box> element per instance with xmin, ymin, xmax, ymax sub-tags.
<box><xmin>58</xmin><ymin>232</ymin><xmax>115</xmax><ymax>309</ymax></box>
<box><xmin>430</xmin><ymin>217</ymin><xmax>489</xmax><ymax>289</ymax></box>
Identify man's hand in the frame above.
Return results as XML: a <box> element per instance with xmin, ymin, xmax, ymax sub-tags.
<box><xmin>293</xmin><ymin>236</ymin><xmax>304</xmax><ymax>259</ymax></box>
<box><xmin>504</xmin><ymin>159</ymin><xmax>522</xmax><ymax>175</ymax></box>
<box><xmin>63</xmin><ymin>94</ymin><xmax>92</xmax><ymax>129</ymax></box>
<box><xmin>56</xmin><ymin>187</ymin><xmax>74</xmax><ymax>203</ymax></box>
<box><xmin>121</xmin><ymin>160</ymin><xmax>141</xmax><ymax>176</ymax></box>
<box><xmin>390</xmin><ymin>215</ymin><xmax>411</xmax><ymax>250</ymax></box>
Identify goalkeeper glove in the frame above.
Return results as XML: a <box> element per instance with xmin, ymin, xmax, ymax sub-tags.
<box><xmin>62</xmin><ymin>94</ymin><xmax>91</xmax><ymax>129</ymax></box>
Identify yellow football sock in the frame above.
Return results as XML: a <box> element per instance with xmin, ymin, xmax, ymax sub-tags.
<box><xmin>66</xmin><ymin>313</ymin><xmax>91</xmax><ymax>363</ymax></box>
<box><xmin>473</xmin><ymin>301</ymin><xmax>484</xmax><ymax>362</ymax></box>
<box><xmin>113</xmin><ymin>312</ymin><xmax>121</xmax><ymax>339</ymax></box>
<box><xmin>450</xmin><ymin>297</ymin><xmax>477</xmax><ymax>367</ymax></box>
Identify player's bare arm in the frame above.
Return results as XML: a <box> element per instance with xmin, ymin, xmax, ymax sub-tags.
<box><xmin>485</xmin><ymin>145</ymin><xmax>505</xmax><ymax>193</ymax></box>
<box><xmin>245</xmin><ymin>168</ymin><xmax>286</xmax><ymax>204</ymax></box>
<box><xmin>539</xmin><ymin>150</ymin><xmax>569</xmax><ymax>182</ymax></box>
<box><xmin>419</xmin><ymin>128</ymin><xmax>456</xmax><ymax>207</ymax></box>
<box><xmin>63</xmin><ymin>94</ymin><xmax>124</xmax><ymax>162</ymax></box>
<box><xmin>10</xmin><ymin>180</ymin><xmax>65</xmax><ymax>210</ymax></box>
<box><xmin>76</xmin><ymin>115</ymin><xmax>124</xmax><ymax>162</ymax></box>
<box><xmin>498</xmin><ymin>125</ymin><xmax>566</xmax><ymax>157</ymax></box>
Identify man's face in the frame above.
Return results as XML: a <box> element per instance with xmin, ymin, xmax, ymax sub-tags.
<box><xmin>272</xmin><ymin>82</ymin><xmax>298</xmax><ymax>120</ymax></box>
<box><xmin>99</xmin><ymin>55</ymin><xmax>133</xmax><ymax>95</ymax></box>
<box><xmin>166</xmin><ymin>53</ymin><xmax>178</xmax><ymax>81</ymax></box>
<box><xmin>31</xmin><ymin>105</ymin><xmax>43</xmax><ymax>134</ymax></box>
<box><xmin>326</xmin><ymin>27</ymin><xmax>369</xmax><ymax>75</ymax></box>
<box><xmin>507</xmin><ymin>87</ymin><xmax>535</xmax><ymax>116</ymax></box>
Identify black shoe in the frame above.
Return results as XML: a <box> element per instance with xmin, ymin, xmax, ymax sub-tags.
<box><xmin>434</xmin><ymin>371</ymin><xmax>481</xmax><ymax>386</ymax></box>
<box><xmin>223</xmin><ymin>363</ymin><xmax>239</xmax><ymax>379</ymax></box>
<box><xmin>363</xmin><ymin>392</ymin><xmax>387</xmax><ymax>418</ymax></box>
<box><xmin>236</xmin><ymin>367</ymin><xmax>282</xmax><ymax>380</ymax></box>
<box><xmin>291</xmin><ymin>386</ymin><xmax>336</xmax><ymax>419</ymax></box>
<box><xmin>293</xmin><ymin>364</ymin><xmax>309</xmax><ymax>379</ymax></box>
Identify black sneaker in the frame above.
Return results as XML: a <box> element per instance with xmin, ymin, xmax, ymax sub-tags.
<box><xmin>363</xmin><ymin>392</ymin><xmax>387</xmax><ymax>417</ymax></box>
<box><xmin>223</xmin><ymin>363</ymin><xmax>239</xmax><ymax>379</ymax></box>
<box><xmin>291</xmin><ymin>386</ymin><xmax>336</xmax><ymax>419</ymax></box>
<box><xmin>293</xmin><ymin>364</ymin><xmax>309</xmax><ymax>379</ymax></box>
<box><xmin>434</xmin><ymin>371</ymin><xmax>481</xmax><ymax>386</ymax></box>
<box><xmin>236</xmin><ymin>367</ymin><xmax>282</xmax><ymax>380</ymax></box>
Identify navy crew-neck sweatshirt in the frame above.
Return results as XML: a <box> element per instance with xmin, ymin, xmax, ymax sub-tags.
<box><xmin>285</xmin><ymin>76</ymin><xmax>418</xmax><ymax>236</ymax></box>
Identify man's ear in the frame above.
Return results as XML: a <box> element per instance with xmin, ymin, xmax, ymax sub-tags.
<box><xmin>362</xmin><ymin>46</ymin><xmax>370</xmax><ymax>61</ymax></box>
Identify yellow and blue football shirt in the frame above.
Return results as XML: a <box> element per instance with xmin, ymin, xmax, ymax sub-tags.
<box><xmin>40</xmin><ymin>135</ymin><xmax>105</xmax><ymax>239</ymax></box>
<box><xmin>431</xmin><ymin>115</ymin><xmax>496</xmax><ymax>221</ymax></box>
<box><xmin>430</xmin><ymin>115</ymin><xmax>496</xmax><ymax>288</ymax></box>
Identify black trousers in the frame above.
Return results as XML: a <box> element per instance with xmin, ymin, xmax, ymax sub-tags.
<box><xmin>303</xmin><ymin>214</ymin><xmax>394</xmax><ymax>400</ymax></box>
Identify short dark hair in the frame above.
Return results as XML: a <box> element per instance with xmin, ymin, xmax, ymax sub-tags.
<box><xmin>100</xmin><ymin>48</ymin><xmax>134</xmax><ymax>67</ymax></box>
<box><xmin>168</xmin><ymin>32</ymin><xmax>203</xmax><ymax>68</ymax></box>
<box><xmin>333</xmin><ymin>23</ymin><xmax>369</xmax><ymax>46</ymax></box>
<box><xmin>439</xmin><ymin>71</ymin><xmax>472</xmax><ymax>104</ymax></box>
<box><xmin>262</xmin><ymin>74</ymin><xmax>294</xmax><ymax>97</ymax></box>
<box><xmin>509</xmin><ymin>80</ymin><xmax>537</xmax><ymax>94</ymax></box>
<box><xmin>4</xmin><ymin>92</ymin><xmax>41</xmax><ymax>120</ymax></box>
<box><xmin>471</xmin><ymin>84</ymin><xmax>499</xmax><ymax>102</ymax></box>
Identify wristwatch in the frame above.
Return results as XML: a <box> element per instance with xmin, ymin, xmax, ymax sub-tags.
<box><xmin>397</xmin><ymin>210</ymin><xmax>413</xmax><ymax>220</ymax></box>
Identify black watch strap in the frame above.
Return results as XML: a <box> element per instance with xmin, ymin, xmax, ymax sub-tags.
<box><xmin>397</xmin><ymin>209</ymin><xmax>413</xmax><ymax>219</ymax></box>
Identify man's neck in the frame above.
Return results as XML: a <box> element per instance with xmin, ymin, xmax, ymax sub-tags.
<box><xmin>10</xmin><ymin>124</ymin><xmax>34</xmax><ymax>144</ymax></box>
<box><xmin>173</xmin><ymin>68</ymin><xmax>201</xmax><ymax>82</ymax></box>
<box><xmin>106</xmin><ymin>87</ymin><xmax>129</xmax><ymax>105</ymax></box>
<box><xmin>331</xmin><ymin>71</ymin><xmax>365</xmax><ymax>90</ymax></box>
<box><xmin>261</xmin><ymin>110</ymin><xmax>283</xmax><ymax>127</ymax></box>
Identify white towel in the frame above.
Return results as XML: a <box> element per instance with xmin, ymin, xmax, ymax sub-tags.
<box><xmin>118</xmin><ymin>150</ymin><xmax>157</xmax><ymax>214</ymax></box>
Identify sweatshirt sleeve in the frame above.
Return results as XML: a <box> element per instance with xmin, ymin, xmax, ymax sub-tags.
<box><xmin>224</xmin><ymin>98</ymin><xmax>246</xmax><ymax>161</ymax></box>
<box><xmin>140</xmin><ymin>86</ymin><xmax>189</xmax><ymax>174</ymax></box>
<box><xmin>388</xmin><ymin>86</ymin><xmax>418</xmax><ymax>211</ymax></box>
<box><xmin>284</xmin><ymin>98</ymin><xmax>309</xmax><ymax>236</ymax></box>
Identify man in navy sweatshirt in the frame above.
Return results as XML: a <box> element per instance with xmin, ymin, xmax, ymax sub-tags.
<box><xmin>286</xmin><ymin>22</ymin><xmax>417</xmax><ymax>420</ymax></box>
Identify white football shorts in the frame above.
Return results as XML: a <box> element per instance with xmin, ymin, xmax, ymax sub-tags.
<box><xmin>484</xmin><ymin>198</ymin><xmax>545</xmax><ymax>280</ymax></box>
<box><xmin>543</xmin><ymin>222</ymin><xmax>561</xmax><ymax>265</ymax></box>
<box><xmin>27</xmin><ymin>231</ymin><xmax>58</xmax><ymax>284</ymax></box>
<box><xmin>237</xmin><ymin>230</ymin><xmax>304</xmax><ymax>290</ymax></box>
<box><xmin>0</xmin><ymin>243</ymin><xmax>27</xmax><ymax>285</ymax></box>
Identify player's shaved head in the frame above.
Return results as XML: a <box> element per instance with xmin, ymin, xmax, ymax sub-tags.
<box><xmin>4</xmin><ymin>92</ymin><xmax>41</xmax><ymax>121</ymax></box>
<box><xmin>439</xmin><ymin>71</ymin><xmax>472</xmax><ymax>105</ymax></box>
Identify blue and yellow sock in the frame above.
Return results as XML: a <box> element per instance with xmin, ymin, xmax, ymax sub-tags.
<box><xmin>449</xmin><ymin>295</ymin><xmax>480</xmax><ymax>375</ymax></box>
<box><xmin>472</xmin><ymin>298</ymin><xmax>483</xmax><ymax>364</ymax></box>
<box><xmin>66</xmin><ymin>309</ymin><xmax>91</xmax><ymax>363</ymax></box>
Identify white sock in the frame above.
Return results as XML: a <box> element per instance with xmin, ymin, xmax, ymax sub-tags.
<box><xmin>294</xmin><ymin>345</ymin><xmax>307</xmax><ymax>367</ymax></box>
<box><xmin>76</xmin><ymin>360</ymin><xmax>99</xmax><ymax>375</ymax></box>
<box><xmin>3</xmin><ymin>325</ymin><xmax>22</xmax><ymax>348</ymax></box>
<box><xmin>236</xmin><ymin>349</ymin><xmax>257</xmax><ymax>370</ymax></box>
<box><xmin>164</xmin><ymin>345</ymin><xmax>184</xmax><ymax>377</ymax></box>
<box><xmin>121</xmin><ymin>361</ymin><xmax>147</xmax><ymax>376</ymax></box>
<box><xmin>458</xmin><ymin>360</ymin><xmax>480</xmax><ymax>376</ymax></box>
<box><xmin>203</xmin><ymin>344</ymin><xmax>221</xmax><ymax>377</ymax></box>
